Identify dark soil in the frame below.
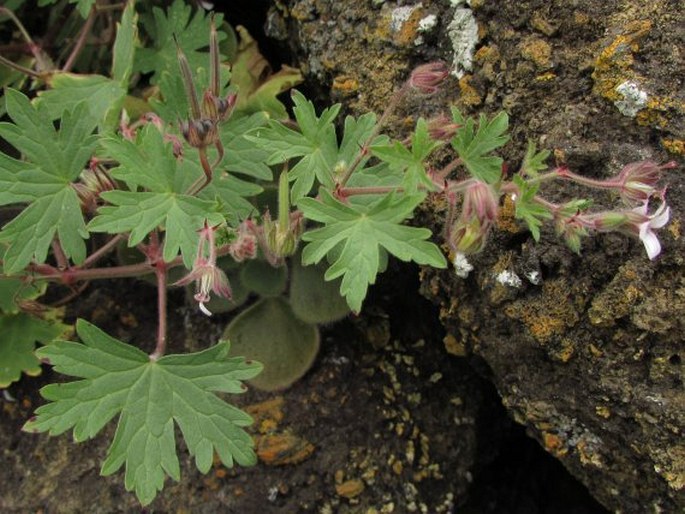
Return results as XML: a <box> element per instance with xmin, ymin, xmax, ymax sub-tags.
<box><xmin>0</xmin><ymin>265</ymin><xmax>608</xmax><ymax>513</ymax></box>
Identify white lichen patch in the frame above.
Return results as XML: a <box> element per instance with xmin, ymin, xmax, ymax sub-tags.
<box><xmin>447</xmin><ymin>8</ymin><xmax>478</xmax><ymax>78</ymax></box>
<box><xmin>390</xmin><ymin>5</ymin><xmax>421</xmax><ymax>33</ymax></box>
<box><xmin>496</xmin><ymin>270</ymin><xmax>523</xmax><ymax>288</ymax></box>
<box><xmin>525</xmin><ymin>270</ymin><xmax>541</xmax><ymax>285</ymax></box>
<box><xmin>418</xmin><ymin>14</ymin><xmax>438</xmax><ymax>32</ymax></box>
<box><xmin>614</xmin><ymin>80</ymin><xmax>648</xmax><ymax>118</ymax></box>
<box><xmin>452</xmin><ymin>252</ymin><xmax>474</xmax><ymax>278</ymax></box>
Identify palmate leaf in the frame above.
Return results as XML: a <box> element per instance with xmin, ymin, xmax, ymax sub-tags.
<box><xmin>0</xmin><ymin>89</ymin><xmax>97</xmax><ymax>274</ymax></box>
<box><xmin>23</xmin><ymin>319</ymin><xmax>262</xmax><ymax>506</ymax></box>
<box><xmin>136</xmin><ymin>0</ymin><xmax>225</xmax><ymax>85</ymax></box>
<box><xmin>451</xmin><ymin>107</ymin><xmax>509</xmax><ymax>184</ymax></box>
<box><xmin>247</xmin><ymin>90</ymin><xmax>341</xmax><ymax>200</ymax></box>
<box><xmin>371</xmin><ymin>118</ymin><xmax>441</xmax><ymax>193</ymax></box>
<box><xmin>90</xmin><ymin>125</ymin><xmax>223</xmax><ymax>266</ymax></box>
<box><xmin>0</xmin><ymin>312</ymin><xmax>68</xmax><ymax>387</ymax></box>
<box><xmin>513</xmin><ymin>176</ymin><xmax>553</xmax><ymax>241</ymax></box>
<box><xmin>36</xmin><ymin>0</ymin><xmax>138</xmax><ymax>132</ymax></box>
<box><xmin>298</xmin><ymin>190</ymin><xmax>446</xmax><ymax>312</ymax></box>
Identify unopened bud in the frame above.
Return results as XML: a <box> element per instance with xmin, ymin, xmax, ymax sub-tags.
<box><xmin>409</xmin><ymin>62</ymin><xmax>449</xmax><ymax>95</ymax></box>
<box><xmin>616</xmin><ymin>160</ymin><xmax>675</xmax><ymax>206</ymax></box>
<box><xmin>180</xmin><ymin>118</ymin><xmax>217</xmax><ymax>148</ymax></box>
<box><xmin>426</xmin><ymin>114</ymin><xmax>460</xmax><ymax>141</ymax></box>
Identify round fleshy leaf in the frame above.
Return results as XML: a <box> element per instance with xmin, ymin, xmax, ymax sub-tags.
<box><xmin>224</xmin><ymin>297</ymin><xmax>319</xmax><ymax>391</ymax></box>
<box><xmin>239</xmin><ymin>258</ymin><xmax>288</xmax><ymax>297</ymax></box>
<box><xmin>289</xmin><ymin>257</ymin><xmax>350</xmax><ymax>325</ymax></box>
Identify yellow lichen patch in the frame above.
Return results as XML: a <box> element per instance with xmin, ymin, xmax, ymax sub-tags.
<box><xmin>504</xmin><ymin>278</ymin><xmax>584</xmax><ymax>344</ymax></box>
<box><xmin>519</xmin><ymin>37</ymin><xmax>553</xmax><ymax>70</ymax></box>
<box><xmin>667</xmin><ymin>218</ymin><xmax>680</xmax><ymax>241</ymax></box>
<box><xmin>587</xmin><ymin>261</ymin><xmax>647</xmax><ymax>326</ymax></box>
<box><xmin>332</xmin><ymin>75</ymin><xmax>360</xmax><ymax>97</ymax></box>
<box><xmin>443</xmin><ymin>333</ymin><xmax>466</xmax><ymax>356</ymax></box>
<box><xmin>595</xmin><ymin>405</ymin><xmax>611</xmax><ymax>418</ymax></box>
<box><xmin>255</xmin><ymin>432</ymin><xmax>315</xmax><ymax>466</ymax></box>
<box><xmin>662</xmin><ymin>139</ymin><xmax>685</xmax><ymax>156</ymax></box>
<box><xmin>535</xmin><ymin>72</ymin><xmax>557</xmax><ymax>82</ymax></box>
<box><xmin>542</xmin><ymin>431</ymin><xmax>568</xmax><ymax>457</ymax></box>
<box><xmin>245</xmin><ymin>396</ymin><xmax>285</xmax><ymax>434</ymax></box>
<box><xmin>496</xmin><ymin>195</ymin><xmax>522</xmax><ymax>234</ymax></box>
<box><xmin>458</xmin><ymin>74</ymin><xmax>482</xmax><ymax>106</ymax></box>
<box><xmin>591</xmin><ymin>20</ymin><xmax>652</xmax><ymax>101</ymax></box>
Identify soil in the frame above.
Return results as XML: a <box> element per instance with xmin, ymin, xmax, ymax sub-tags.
<box><xmin>0</xmin><ymin>266</ymin><xmax>608</xmax><ymax>513</ymax></box>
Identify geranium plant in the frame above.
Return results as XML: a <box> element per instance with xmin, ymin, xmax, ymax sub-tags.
<box><xmin>0</xmin><ymin>0</ymin><xmax>673</xmax><ymax>505</ymax></box>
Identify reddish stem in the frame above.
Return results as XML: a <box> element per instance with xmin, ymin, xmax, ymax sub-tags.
<box><xmin>149</xmin><ymin>261</ymin><xmax>168</xmax><ymax>361</ymax></box>
<box><xmin>62</xmin><ymin>5</ymin><xmax>97</xmax><ymax>72</ymax></box>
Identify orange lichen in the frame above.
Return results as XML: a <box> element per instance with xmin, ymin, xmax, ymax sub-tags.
<box><xmin>504</xmin><ymin>278</ymin><xmax>584</xmax><ymax>344</ymax></box>
<box><xmin>255</xmin><ymin>432</ymin><xmax>315</xmax><ymax>466</ymax></box>
<box><xmin>519</xmin><ymin>37</ymin><xmax>553</xmax><ymax>70</ymax></box>
<box><xmin>332</xmin><ymin>75</ymin><xmax>360</xmax><ymax>96</ymax></box>
<box><xmin>662</xmin><ymin>139</ymin><xmax>685</xmax><ymax>156</ymax></box>
<box><xmin>591</xmin><ymin>20</ymin><xmax>651</xmax><ymax>101</ymax></box>
<box><xmin>458</xmin><ymin>74</ymin><xmax>482</xmax><ymax>106</ymax></box>
<box><xmin>542</xmin><ymin>431</ymin><xmax>568</xmax><ymax>457</ymax></box>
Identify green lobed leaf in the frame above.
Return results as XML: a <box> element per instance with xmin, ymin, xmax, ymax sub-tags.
<box><xmin>371</xmin><ymin>118</ymin><xmax>441</xmax><ymax>193</ymax></box>
<box><xmin>521</xmin><ymin>140</ymin><xmax>550</xmax><ymax>177</ymax></box>
<box><xmin>112</xmin><ymin>0</ymin><xmax>138</xmax><ymax>86</ymax></box>
<box><xmin>135</xmin><ymin>0</ymin><xmax>225</xmax><ymax>85</ymax></box>
<box><xmin>0</xmin><ymin>90</ymin><xmax>97</xmax><ymax>273</ymax></box>
<box><xmin>451</xmin><ymin>107</ymin><xmax>509</xmax><ymax>184</ymax></box>
<box><xmin>23</xmin><ymin>319</ymin><xmax>262</xmax><ymax>506</ymax></box>
<box><xmin>89</xmin><ymin>191</ymin><xmax>223</xmax><ymax>267</ymax></box>
<box><xmin>0</xmin><ymin>312</ymin><xmax>68</xmax><ymax>387</ymax></box>
<box><xmin>513</xmin><ymin>176</ymin><xmax>553</xmax><ymax>241</ymax></box>
<box><xmin>247</xmin><ymin>90</ymin><xmax>341</xmax><ymax>200</ymax></box>
<box><xmin>37</xmin><ymin>73</ymin><xmax>126</xmax><ymax>132</ymax></box>
<box><xmin>299</xmin><ymin>190</ymin><xmax>446</xmax><ymax>312</ymax></box>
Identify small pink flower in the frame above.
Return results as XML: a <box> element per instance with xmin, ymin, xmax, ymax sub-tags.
<box><xmin>174</xmin><ymin>222</ymin><xmax>231</xmax><ymax>315</ymax></box>
<box><xmin>590</xmin><ymin>199</ymin><xmax>671</xmax><ymax>260</ymax></box>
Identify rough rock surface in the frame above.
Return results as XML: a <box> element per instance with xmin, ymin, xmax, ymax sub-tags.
<box><xmin>272</xmin><ymin>0</ymin><xmax>684</xmax><ymax>511</ymax></box>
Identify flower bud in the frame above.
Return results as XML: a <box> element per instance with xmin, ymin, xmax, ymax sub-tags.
<box><xmin>616</xmin><ymin>160</ymin><xmax>676</xmax><ymax>205</ymax></box>
<box><xmin>426</xmin><ymin>114</ymin><xmax>461</xmax><ymax>142</ymax></box>
<box><xmin>409</xmin><ymin>62</ymin><xmax>449</xmax><ymax>95</ymax></box>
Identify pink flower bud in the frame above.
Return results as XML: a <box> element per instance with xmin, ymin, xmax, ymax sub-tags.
<box><xmin>462</xmin><ymin>181</ymin><xmax>499</xmax><ymax>225</ymax></box>
<box><xmin>426</xmin><ymin>114</ymin><xmax>461</xmax><ymax>141</ymax></box>
<box><xmin>616</xmin><ymin>160</ymin><xmax>676</xmax><ymax>205</ymax></box>
<box><xmin>409</xmin><ymin>62</ymin><xmax>449</xmax><ymax>95</ymax></box>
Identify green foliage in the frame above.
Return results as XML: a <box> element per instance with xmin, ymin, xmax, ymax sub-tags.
<box><xmin>0</xmin><ymin>278</ymin><xmax>68</xmax><ymax>387</ymax></box>
<box><xmin>88</xmin><ymin>126</ymin><xmax>223</xmax><ymax>266</ymax></box>
<box><xmin>513</xmin><ymin>176</ymin><xmax>553</xmax><ymax>241</ymax></box>
<box><xmin>0</xmin><ymin>90</ymin><xmax>97</xmax><ymax>273</ymax></box>
<box><xmin>299</xmin><ymin>189</ymin><xmax>447</xmax><ymax>313</ymax></box>
<box><xmin>249</xmin><ymin>91</ymin><xmax>341</xmax><ymax>200</ymax></box>
<box><xmin>289</xmin><ymin>255</ymin><xmax>350</xmax><ymax>325</ymax></box>
<box><xmin>136</xmin><ymin>0</ymin><xmax>225</xmax><ymax>85</ymax></box>
<box><xmin>371</xmin><ymin>118</ymin><xmax>441</xmax><ymax>193</ymax></box>
<box><xmin>521</xmin><ymin>140</ymin><xmax>550</xmax><ymax>177</ymax></box>
<box><xmin>224</xmin><ymin>297</ymin><xmax>319</xmax><ymax>392</ymax></box>
<box><xmin>451</xmin><ymin>107</ymin><xmax>509</xmax><ymax>184</ymax></box>
<box><xmin>23</xmin><ymin>320</ymin><xmax>261</xmax><ymax>505</ymax></box>
<box><xmin>38</xmin><ymin>0</ymin><xmax>95</xmax><ymax>18</ymax></box>
<box><xmin>240</xmin><ymin>259</ymin><xmax>288</xmax><ymax>297</ymax></box>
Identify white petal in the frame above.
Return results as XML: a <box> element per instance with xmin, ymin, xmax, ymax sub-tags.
<box><xmin>640</xmin><ymin>230</ymin><xmax>662</xmax><ymax>260</ymax></box>
<box><xmin>650</xmin><ymin>205</ymin><xmax>670</xmax><ymax>229</ymax></box>
<box><xmin>199</xmin><ymin>302</ymin><xmax>213</xmax><ymax>317</ymax></box>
